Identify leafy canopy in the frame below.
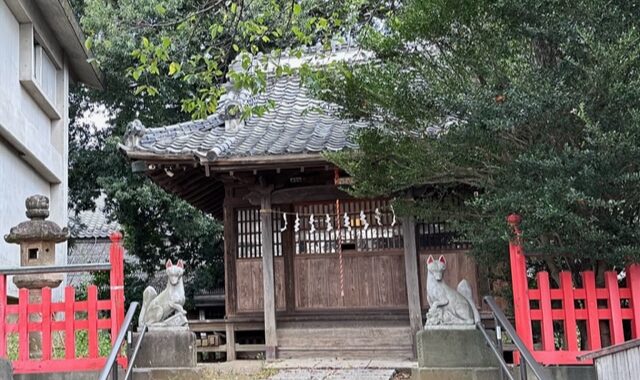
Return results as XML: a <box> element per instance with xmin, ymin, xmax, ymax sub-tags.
<box><xmin>70</xmin><ymin>0</ymin><xmax>377</xmax><ymax>304</ymax></box>
<box><xmin>319</xmin><ymin>0</ymin><xmax>640</xmax><ymax>277</ymax></box>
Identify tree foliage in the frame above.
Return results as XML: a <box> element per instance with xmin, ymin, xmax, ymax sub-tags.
<box><xmin>317</xmin><ymin>0</ymin><xmax>640</xmax><ymax>281</ymax></box>
<box><xmin>71</xmin><ymin>0</ymin><xmax>640</xmax><ymax>294</ymax></box>
<box><xmin>84</xmin><ymin>0</ymin><xmax>380</xmax><ymax>118</ymax></box>
<box><xmin>69</xmin><ymin>0</ymin><xmax>376</xmax><ymax>305</ymax></box>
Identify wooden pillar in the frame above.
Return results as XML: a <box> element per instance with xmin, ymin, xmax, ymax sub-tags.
<box><xmin>402</xmin><ymin>215</ymin><xmax>422</xmax><ymax>358</ymax></box>
<box><xmin>223</xmin><ymin>188</ymin><xmax>237</xmax><ymax>318</ymax></box>
<box><xmin>261</xmin><ymin>191</ymin><xmax>278</xmax><ymax>360</ymax></box>
<box><xmin>225</xmin><ymin>323</ymin><xmax>236</xmax><ymax>361</ymax></box>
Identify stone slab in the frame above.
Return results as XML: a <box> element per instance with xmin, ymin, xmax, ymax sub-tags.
<box><xmin>131</xmin><ymin>330</ymin><xmax>197</xmax><ymax>369</ymax></box>
<box><xmin>411</xmin><ymin>367</ymin><xmax>500</xmax><ymax>380</ymax></box>
<box><xmin>13</xmin><ymin>368</ymin><xmax>125</xmax><ymax>380</ymax></box>
<box><xmin>0</xmin><ymin>358</ymin><xmax>12</xmax><ymax>380</ymax></box>
<box><xmin>516</xmin><ymin>365</ymin><xmax>596</xmax><ymax>380</ymax></box>
<box><xmin>267</xmin><ymin>359</ymin><xmax>417</xmax><ymax>370</ymax></box>
<box><xmin>132</xmin><ymin>367</ymin><xmax>202</xmax><ymax>380</ymax></box>
<box><xmin>268</xmin><ymin>368</ymin><xmax>395</xmax><ymax>380</ymax></box>
<box><xmin>416</xmin><ymin>329</ymin><xmax>498</xmax><ymax>368</ymax></box>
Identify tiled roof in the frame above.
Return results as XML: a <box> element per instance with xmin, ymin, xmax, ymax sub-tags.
<box><xmin>69</xmin><ymin>195</ymin><xmax>120</xmax><ymax>239</ymax></box>
<box><xmin>123</xmin><ymin>74</ymin><xmax>366</xmax><ymax>161</ymax></box>
<box><xmin>66</xmin><ymin>239</ymin><xmax>112</xmax><ymax>287</ymax></box>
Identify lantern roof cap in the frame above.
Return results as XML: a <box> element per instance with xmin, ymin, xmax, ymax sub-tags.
<box><xmin>4</xmin><ymin>195</ymin><xmax>69</xmax><ymax>244</ymax></box>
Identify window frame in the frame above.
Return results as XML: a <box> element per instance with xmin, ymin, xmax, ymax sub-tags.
<box><xmin>19</xmin><ymin>23</ymin><xmax>62</xmax><ymax>120</ymax></box>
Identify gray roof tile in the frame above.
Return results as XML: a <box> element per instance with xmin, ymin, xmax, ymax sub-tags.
<box><xmin>129</xmin><ymin>75</ymin><xmax>365</xmax><ymax>160</ymax></box>
<box><xmin>69</xmin><ymin>195</ymin><xmax>120</xmax><ymax>239</ymax></box>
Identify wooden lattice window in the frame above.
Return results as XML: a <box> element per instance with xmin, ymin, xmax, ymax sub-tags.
<box><xmin>236</xmin><ymin>207</ymin><xmax>283</xmax><ymax>259</ymax></box>
<box><xmin>417</xmin><ymin>221</ymin><xmax>469</xmax><ymax>250</ymax></box>
<box><xmin>415</xmin><ymin>195</ymin><xmax>468</xmax><ymax>250</ymax></box>
<box><xmin>294</xmin><ymin>199</ymin><xmax>403</xmax><ymax>254</ymax></box>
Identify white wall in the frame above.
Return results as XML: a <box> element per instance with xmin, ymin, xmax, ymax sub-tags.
<box><xmin>0</xmin><ymin>0</ymin><xmax>70</xmax><ymax>297</ymax></box>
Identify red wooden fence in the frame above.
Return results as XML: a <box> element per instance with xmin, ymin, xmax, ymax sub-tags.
<box><xmin>0</xmin><ymin>232</ymin><xmax>126</xmax><ymax>374</ymax></box>
<box><xmin>508</xmin><ymin>214</ymin><xmax>640</xmax><ymax>365</ymax></box>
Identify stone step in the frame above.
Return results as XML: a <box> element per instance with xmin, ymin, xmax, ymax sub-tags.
<box><xmin>411</xmin><ymin>367</ymin><xmax>501</xmax><ymax>380</ymax></box>
<box><xmin>132</xmin><ymin>367</ymin><xmax>204</xmax><ymax>380</ymax></box>
<box><xmin>130</xmin><ymin>361</ymin><xmax>270</xmax><ymax>380</ymax></box>
<box><xmin>277</xmin><ymin>325</ymin><xmax>413</xmax><ymax>347</ymax></box>
<box><xmin>278</xmin><ymin>346</ymin><xmax>413</xmax><ymax>360</ymax></box>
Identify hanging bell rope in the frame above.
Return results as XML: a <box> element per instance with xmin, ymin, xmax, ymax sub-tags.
<box><xmin>335</xmin><ymin>169</ymin><xmax>345</xmax><ymax>298</ymax></box>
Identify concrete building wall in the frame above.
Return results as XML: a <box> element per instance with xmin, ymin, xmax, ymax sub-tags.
<box><xmin>0</xmin><ymin>0</ymin><xmax>70</xmax><ymax>297</ymax></box>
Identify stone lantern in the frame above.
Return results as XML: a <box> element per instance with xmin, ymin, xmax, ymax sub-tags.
<box><xmin>4</xmin><ymin>194</ymin><xmax>69</xmax><ymax>358</ymax></box>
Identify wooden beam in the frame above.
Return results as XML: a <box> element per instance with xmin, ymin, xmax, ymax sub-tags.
<box><xmin>124</xmin><ymin>149</ymin><xmax>327</xmax><ymax>169</ymax></box>
<box><xmin>402</xmin><ymin>215</ymin><xmax>422</xmax><ymax>358</ymax></box>
<box><xmin>271</xmin><ymin>185</ymin><xmax>351</xmax><ymax>205</ymax></box>
<box><xmin>260</xmin><ymin>188</ymin><xmax>278</xmax><ymax>360</ymax></box>
<box><xmin>171</xmin><ymin>169</ymin><xmax>210</xmax><ymax>190</ymax></box>
<box><xmin>188</xmin><ymin>183</ymin><xmax>222</xmax><ymax>205</ymax></box>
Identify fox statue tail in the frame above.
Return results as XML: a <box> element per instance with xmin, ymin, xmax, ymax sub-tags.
<box><xmin>138</xmin><ymin>286</ymin><xmax>158</xmax><ymax>326</ymax></box>
<box><xmin>457</xmin><ymin>279</ymin><xmax>481</xmax><ymax>324</ymax></box>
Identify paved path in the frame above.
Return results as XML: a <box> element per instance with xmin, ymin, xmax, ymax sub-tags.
<box><xmin>266</xmin><ymin>358</ymin><xmax>416</xmax><ymax>370</ymax></box>
<box><xmin>195</xmin><ymin>359</ymin><xmax>414</xmax><ymax>379</ymax></box>
<box><xmin>267</xmin><ymin>368</ymin><xmax>396</xmax><ymax>380</ymax></box>
<box><xmin>265</xmin><ymin>358</ymin><xmax>414</xmax><ymax>380</ymax></box>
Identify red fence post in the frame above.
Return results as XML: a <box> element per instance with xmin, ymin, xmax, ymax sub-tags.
<box><xmin>605</xmin><ymin>271</ymin><xmax>624</xmax><ymax>344</ymax></box>
<box><xmin>537</xmin><ymin>271</ymin><xmax>555</xmax><ymax>351</ymax></box>
<box><xmin>560</xmin><ymin>271</ymin><xmax>578</xmax><ymax>352</ymax></box>
<box><xmin>64</xmin><ymin>287</ymin><xmax>76</xmax><ymax>360</ymax></box>
<box><xmin>0</xmin><ymin>274</ymin><xmax>6</xmax><ymax>358</ymax></box>
<box><xmin>18</xmin><ymin>288</ymin><xmax>29</xmax><ymax>361</ymax></box>
<box><xmin>507</xmin><ymin>214</ymin><xmax>534</xmax><ymax>353</ymax></box>
<box><xmin>628</xmin><ymin>264</ymin><xmax>640</xmax><ymax>338</ymax></box>
<box><xmin>109</xmin><ymin>232</ymin><xmax>125</xmax><ymax>347</ymax></box>
<box><xmin>41</xmin><ymin>287</ymin><xmax>52</xmax><ymax>361</ymax></box>
<box><xmin>87</xmin><ymin>285</ymin><xmax>98</xmax><ymax>359</ymax></box>
<box><xmin>582</xmin><ymin>271</ymin><xmax>601</xmax><ymax>350</ymax></box>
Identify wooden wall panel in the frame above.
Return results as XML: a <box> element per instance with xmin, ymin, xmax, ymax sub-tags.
<box><xmin>418</xmin><ymin>250</ymin><xmax>478</xmax><ymax>309</ymax></box>
<box><xmin>294</xmin><ymin>252</ymin><xmax>407</xmax><ymax>310</ymax></box>
<box><xmin>235</xmin><ymin>258</ymin><xmax>286</xmax><ymax>312</ymax></box>
<box><xmin>275</xmin><ymin>259</ymin><xmax>286</xmax><ymax>310</ymax></box>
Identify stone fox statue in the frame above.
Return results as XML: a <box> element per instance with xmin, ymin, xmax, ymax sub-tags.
<box><xmin>425</xmin><ymin>255</ymin><xmax>480</xmax><ymax>327</ymax></box>
<box><xmin>139</xmin><ymin>259</ymin><xmax>187</xmax><ymax>327</ymax></box>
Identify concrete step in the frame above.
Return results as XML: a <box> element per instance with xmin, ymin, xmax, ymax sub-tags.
<box><xmin>411</xmin><ymin>367</ymin><xmax>501</xmax><ymax>380</ymax></box>
<box><xmin>132</xmin><ymin>363</ymin><xmax>272</xmax><ymax>380</ymax></box>
<box><xmin>132</xmin><ymin>367</ymin><xmax>203</xmax><ymax>380</ymax></box>
<box><xmin>278</xmin><ymin>347</ymin><xmax>414</xmax><ymax>360</ymax></box>
<box><xmin>277</xmin><ymin>324</ymin><xmax>413</xmax><ymax>360</ymax></box>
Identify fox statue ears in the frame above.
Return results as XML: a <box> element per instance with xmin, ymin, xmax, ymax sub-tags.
<box><xmin>426</xmin><ymin>255</ymin><xmax>447</xmax><ymax>265</ymax></box>
<box><xmin>165</xmin><ymin>259</ymin><xmax>185</xmax><ymax>269</ymax></box>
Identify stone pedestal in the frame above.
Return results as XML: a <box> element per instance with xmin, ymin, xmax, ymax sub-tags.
<box><xmin>412</xmin><ymin>328</ymin><xmax>500</xmax><ymax>380</ymax></box>
<box><xmin>131</xmin><ymin>330</ymin><xmax>197</xmax><ymax>369</ymax></box>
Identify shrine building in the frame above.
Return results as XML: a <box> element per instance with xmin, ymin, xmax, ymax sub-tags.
<box><xmin>119</xmin><ymin>47</ymin><xmax>480</xmax><ymax>360</ymax></box>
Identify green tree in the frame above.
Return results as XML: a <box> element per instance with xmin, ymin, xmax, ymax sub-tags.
<box><xmin>318</xmin><ymin>0</ymin><xmax>640</xmax><ymax>284</ymax></box>
<box><xmin>68</xmin><ymin>0</ymin><xmax>231</xmax><ymax>305</ymax></box>
<box><xmin>69</xmin><ymin>0</ymin><xmax>375</xmax><ymax>306</ymax></box>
